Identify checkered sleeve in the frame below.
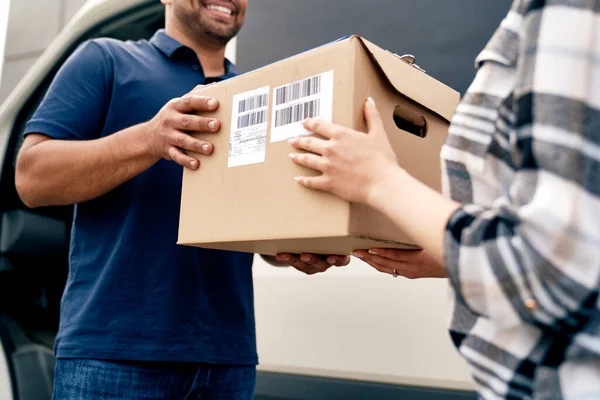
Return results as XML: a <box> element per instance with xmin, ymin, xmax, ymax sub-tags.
<box><xmin>444</xmin><ymin>0</ymin><xmax>600</xmax><ymax>335</ymax></box>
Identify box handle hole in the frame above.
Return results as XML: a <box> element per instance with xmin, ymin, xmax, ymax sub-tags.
<box><xmin>393</xmin><ymin>105</ymin><xmax>427</xmax><ymax>138</ymax></box>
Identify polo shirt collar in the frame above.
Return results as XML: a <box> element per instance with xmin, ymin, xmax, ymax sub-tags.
<box><xmin>150</xmin><ymin>29</ymin><xmax>238</xmax><ymax>76</ymax></box>
<box><xmin>150</xmin><ymin>29</ymin><xmax>185</xmax><ymax>58</ymax></box>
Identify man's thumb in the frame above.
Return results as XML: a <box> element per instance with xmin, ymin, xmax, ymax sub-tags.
<box><xmin>364</xmin><ymin>97</ymin><xmax>384</xmax><ymax>134</ymax></box>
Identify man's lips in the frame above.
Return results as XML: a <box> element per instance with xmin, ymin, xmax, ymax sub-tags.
<box><xmin>203</xmin><ymin>2</ymin><xmax>236</xmax><ymax>20</ymax></box>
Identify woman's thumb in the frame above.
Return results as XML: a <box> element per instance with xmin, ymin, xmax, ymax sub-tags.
<box><xmin>364</xmin><ymin>97</ymin><xmax>384</xmax><ymax>134</ymax></box>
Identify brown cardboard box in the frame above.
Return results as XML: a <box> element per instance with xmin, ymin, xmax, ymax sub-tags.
<box><xmin>178</xmin><ymin>35</ymin><xmax>460</xmax><ymax>256</ymax></box>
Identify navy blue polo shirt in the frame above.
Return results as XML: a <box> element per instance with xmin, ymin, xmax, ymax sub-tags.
<box><xmin>24</xmin><ymin>30</ymin><xmax>257</xmax><ymax>365</ymax></box>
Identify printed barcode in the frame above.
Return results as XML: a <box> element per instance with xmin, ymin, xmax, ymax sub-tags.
<box><xmin>237</xmin><ymin>110</ymin><xmax>267</xmax><ymax>129</ymax></box>
<box><xmin>238</xmin><ymin>94</ymin><xmax>269</xmax><ymax>113</ymax></box>
<box><xmin>274</xmin><ymin>99</ymin><xmax>320</xmax><ymax>127</ymax></box>
<box><xmin>275</xmin><ymin>75</ymin><xmax>321</xmax><ymax>106</ymax></box>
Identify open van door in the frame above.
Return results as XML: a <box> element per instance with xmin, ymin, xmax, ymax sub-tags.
<box><xmin>0</xmin><ymin>2</ymin><xmax>163</xmax><ymax>398</ymax></box>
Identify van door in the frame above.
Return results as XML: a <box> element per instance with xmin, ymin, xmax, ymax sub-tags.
<box><xmin>0</xmin><ymin>2</ymin><xmax>163</xmax><ymax>398</ymax></box>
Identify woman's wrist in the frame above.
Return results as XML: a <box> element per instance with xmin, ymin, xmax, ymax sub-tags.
<box><xmin>366</xmin><ymin>165</ymin><xmax>412</xmax><ymax>211</ymax></box>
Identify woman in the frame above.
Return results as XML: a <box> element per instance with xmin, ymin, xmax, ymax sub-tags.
<box><xmin>287</xmin><ymin>0</ymin><xmax>600</xmax><ymax>398</ymax></box>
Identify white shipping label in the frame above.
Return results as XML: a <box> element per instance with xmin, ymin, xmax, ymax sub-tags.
<box><xmin>270</xmin><ymin>70</ymin><xmax>334</xmax><ymax>143</ymax></box>
<box><xmin>228</xmin><ymin>86</ymin><xmax>270</xmax><ymax>168</ymax></box>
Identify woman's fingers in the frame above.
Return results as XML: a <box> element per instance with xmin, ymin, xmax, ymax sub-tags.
<box><xmin>294</xmin><ymin>175</ymin><xmax>330</xmax><ymax>191</ymax></box>
<box><xmin>365</xmin><ymin>259</ymin><xmax>422</xmax><ymax>280</ymax></box>
<box><xmin>289</xmin><ymin>136</ymin><xmax>328</xmax><ymax>155</ymax></box>
<box><xmin>303</xmin><ymin>118</ymin><xmax>346</xmax><ymax>139</ymax></box>
<box><xmin>289</xmin><ymin>152</ymin><xmax>327</xmax><ymax>172</ymax></box>
<box><xmin>352</xmin><ymin>249</ymin><xmax>429</xmax><ymax>280</ymax></box>
<box><xmin>367</xmin><ymin>248</ymin><xmax>425</xmax><ymax>263</ymax></box>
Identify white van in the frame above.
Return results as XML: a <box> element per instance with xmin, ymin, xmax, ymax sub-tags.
<box><xmin>0</xmin><ymin>1</ymin><xmax>511</xmax><ymax>398</ymax></box>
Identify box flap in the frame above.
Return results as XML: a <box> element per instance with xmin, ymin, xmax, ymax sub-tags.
<box><xmin>354</xmin><ymin>36</ymin><xmax>460</xmax><ymax>122</ymax></box>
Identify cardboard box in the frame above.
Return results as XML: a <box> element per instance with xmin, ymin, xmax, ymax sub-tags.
<box><xmin>178</xmin><ymin>35</ymin><xmax>460</xmax><ymax>256</ymax></box>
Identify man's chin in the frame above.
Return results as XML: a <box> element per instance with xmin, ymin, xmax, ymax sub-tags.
<box><xmin>203</xmin><ymin>24</ymin><xmax>239</xmax><ymax>45</ymax></box>
<box><xmin>203</xmin><ymin>30</ymin><xmax>235</xmax><ymax>45</ymax></box>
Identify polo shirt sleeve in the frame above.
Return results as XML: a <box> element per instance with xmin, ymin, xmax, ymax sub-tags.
<box><xmin>24</xmin><ymin>40</ymin><xmax>113</xmax><ymax>141</ymax></box>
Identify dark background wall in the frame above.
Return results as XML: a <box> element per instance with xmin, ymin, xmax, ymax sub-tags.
<box><xmin>1</xmin><ymin>0</ymin><xmax>513</xmax><ymax>103</ymax></box>
<box><xmin>236</xmin><ymin>0</ymin><xmax>512</xmax><ymax>95</ymax></box>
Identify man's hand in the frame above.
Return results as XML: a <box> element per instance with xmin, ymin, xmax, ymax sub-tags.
<box><xmin>144</xmin><ymin>90</ymin><xmax>220</xmax><ymax>170</ymax></box>
<box><xmin>268</xmin><ymin>253</ymin><xmax>350</xmax><ymax>275</ymax></box>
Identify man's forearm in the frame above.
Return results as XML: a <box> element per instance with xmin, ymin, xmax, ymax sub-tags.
<box><xmin>16</xmin><ymin>122</ymin><xmax>159</xmax><ymax>207</ymax></box>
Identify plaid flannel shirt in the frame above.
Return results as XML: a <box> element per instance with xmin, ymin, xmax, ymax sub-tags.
<box><xmin>441</xmin><ymin>0</ymin><xmax>600</xmax><ymax>398</ymax></box>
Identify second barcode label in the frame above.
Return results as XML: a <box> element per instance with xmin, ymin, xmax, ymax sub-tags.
<box><xmin>270</xmin><ymin>70</ymin><xmax>334</xmax><ymax>143</ymax></box>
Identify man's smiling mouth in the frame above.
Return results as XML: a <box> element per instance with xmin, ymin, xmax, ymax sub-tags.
<box><xmin>205</xmin><ymin>4</ymin><xmax>233</xmax><ymax>17</ymax></box>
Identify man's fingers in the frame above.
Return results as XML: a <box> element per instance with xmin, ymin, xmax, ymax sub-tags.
<box><xmin>299</xmin><ymin>254</ymin><xmax>330</xmax><ymax>272</ymax></box>
<box><xmin>172</xmin><ymin>114</ymin><xmax>220</xmax><ymax>133</ymax></box>
<box><xmin>167</xmin><ymin>146</ymin><xmax>199</xmax><ymax>170</ymax></box>
<box><xmin>275</xmin><ymin>253</ymin><xmax>330</xmax><ymax>274</ymax></box>
<box><xmin>326</xmin><ymin>255</ymin><xmax>350</xmax><ymax>266</ymax></box>
<box><xmin>364</xmin><ymin>97</ymin><xmax>385</xmax><ymax>135</ymax></box>
<box><xmin>173</xmin><ymin>95</ymin><xmax>219</xmax><ymax>113</ymax></box>
<box><xmin>289</xmin><ymin>136</ymin><xmax>328</xmax><ymax>155</ymax></box>
<box><xmin>170</xmin><ymin>133</ymin><xmax>214</xmax><ymax>155</ymax></box>
<box><xmin>276</xmin><ymin>253</ymin><xmax>292</xmax><ymax>263</ymax></box>
<box><xmin>287</xmin><ymin>255</ymin><xmax>320</xmax><ymax>275</ymax></box>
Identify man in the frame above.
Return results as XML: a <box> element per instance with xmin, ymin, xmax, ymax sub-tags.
<box><xmin>15</xmin><ymin>0</ymin><xmax>348</xmax><ymax>398</ymax></box>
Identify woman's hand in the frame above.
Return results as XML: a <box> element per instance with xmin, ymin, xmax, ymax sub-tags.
<box><xmin>290</xmin><ymin>96</ymin><xmax>461</xmax><ymax>267</ymax></box>
<box><xmin>352</xmin><ymin>248</ymin><xmax>447</xmax><ymax>279</ymax></box>
<box><xmin>289</xmin><ymin>97</ymin><xmax>400</xmax><ymax>206</ymax></box>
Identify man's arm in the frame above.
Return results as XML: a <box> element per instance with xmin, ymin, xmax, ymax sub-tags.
<box><xmin>17</xmin><ymin>127</ymin><xmax>153</xmax><ymax>207</ymax></box>
<box><xmin>15</xmin><ymin>38</ymin><xmax>222</xmax><ymax>208</ymax></box>
<box><xmin>16</xmin><ymin>94</ymin><xmax>220</xmax><ymax>208</ymax></box>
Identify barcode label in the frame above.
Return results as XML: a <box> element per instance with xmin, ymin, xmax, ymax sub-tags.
<box><xmin>275</xmin><ymin>75</ymin><xmax>321</xmax><ymax>106</ymax></box>
<box><xmin>229</xmin><ymin>86</ymin><xmax>270</xmax><ymax>168</ymax></box>
<box><xmin>238</xmin><ymin>109</ymin><xmax>267</xmax><ymax>129</ymax></box>
<box><xmin>270</xmin><ymin>71</ymin><xmax>334</xmax><ymax>143</ymax></box>
<box><xmin>238</xmin><ymin>94</ymin><xmax>269</xmax><ymax>113</ymax></box>
<box><xmin>274</xmin><ymin>99</ymin><xmax>320</xmax><ymax>127</ymax></box>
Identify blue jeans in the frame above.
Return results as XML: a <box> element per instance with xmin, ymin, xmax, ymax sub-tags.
<box><xmin>53</xmin><ymin>359</ymin><xmax>256</xmax><ymax>400</ymax></box>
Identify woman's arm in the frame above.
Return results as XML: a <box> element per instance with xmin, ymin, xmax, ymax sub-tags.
<box><xmin>290</xmin><ymin>1</ymin><xmax>600</xmax><ymax>335</ymax></box>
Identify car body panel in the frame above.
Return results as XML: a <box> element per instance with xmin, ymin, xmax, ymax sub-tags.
<box><xmin>0</xmin><ymin>338</ymin><xmax>12</xmax><ymax>400</ymax></box>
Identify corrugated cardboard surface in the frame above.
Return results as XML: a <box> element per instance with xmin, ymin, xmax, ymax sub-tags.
<box><xmin>178</xmin><ymin>36</ymin><xmax>459</xmax><ymax>255</ymax></box>
<box><xmin>348</xmin><ymin>38</ymin><xmax>453</xmax><ymax>243</ymax></box>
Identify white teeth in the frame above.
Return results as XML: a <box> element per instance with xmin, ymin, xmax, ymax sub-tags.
<box><xmin>206</xmin><ymin>4</ymin><xmax>232</xmax><ymax>15</ymax></box>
